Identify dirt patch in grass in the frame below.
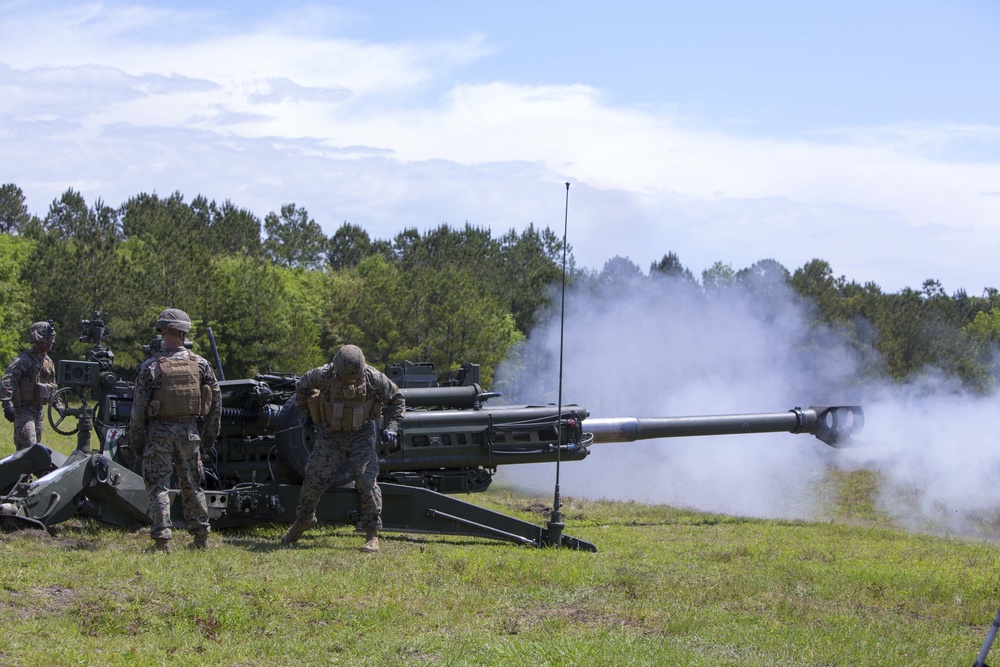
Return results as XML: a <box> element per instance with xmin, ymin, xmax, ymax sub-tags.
<box><xmin>521</xmin><ymin>502</ymin><xmax>551</xmax><ymax>517</ymax></box>
<box><xmin>0</xmin><ymin>526</ymin><xmax>100</xmax><ymax>551</ymax></box>
<box><xmin>501</xmin><ymin>602</ymin><xmax>664</xmax><ymax>636</ymax></box>
<box><xmin>0</xmin><ymin>524</ymin><xmax>49</xmax><ymax>538</ymax></box>
<box><xmin>0</xmin><ymin>585</ymin><xmax>79</xmax><ymax>619</ymax></box>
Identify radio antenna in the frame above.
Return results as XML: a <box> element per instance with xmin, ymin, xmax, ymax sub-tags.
<box><xmin>547</xmin><ymin>182</ymin><xmax>571</xmax><ymax>546</ymax></box>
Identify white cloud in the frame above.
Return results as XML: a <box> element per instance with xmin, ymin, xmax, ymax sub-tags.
<box><xmin>1</xmin><ymin>2</ymin><xmax>998</xmax><ymax>292</ymax></box>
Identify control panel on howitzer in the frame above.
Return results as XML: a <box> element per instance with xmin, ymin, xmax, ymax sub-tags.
<box><xmin>0</xmin><ymin>323</ymin><xmax>864</xmax><ymax>551</ymax></box>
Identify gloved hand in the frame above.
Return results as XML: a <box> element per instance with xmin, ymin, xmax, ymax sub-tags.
<box><xmin>302</xmin><ymin>416</ymin><xmax>314</xmax><ymax>429</ymax></box>
<box><xmin>382</xmin><ymin>429</ymin><xmax>398</xmax><ymax>447</ymax></box>
<box><xmin>3</xmin><ymin>404</ymin><xmax>15</xmax><ymax>423</ymax></box>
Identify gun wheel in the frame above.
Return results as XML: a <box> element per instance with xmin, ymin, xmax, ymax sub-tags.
<box><xmin>47</xmin><ymin>386</ymin><xmax>86</xmax><ymax>436</ymax></box>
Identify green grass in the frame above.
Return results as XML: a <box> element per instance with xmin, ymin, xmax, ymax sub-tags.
<box><xmin>1</xmin><ymin>422</ymin><xmax>999</xmax><ymax>666</ymax></box>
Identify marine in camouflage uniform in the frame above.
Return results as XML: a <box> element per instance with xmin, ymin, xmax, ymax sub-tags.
<box><xmin>129</xmin><ymin>309</ymin><xmax>221</xmax><ymax>553</ymax></box>
<box><xmin>1</xmin><ymin>322</ymin><xmax>58</xmax><ymax>451</ymax></box>
<box><xmin>281</xmin><ymin>344</ymin><xmax>405</xmax><ymax>553</ymax></box>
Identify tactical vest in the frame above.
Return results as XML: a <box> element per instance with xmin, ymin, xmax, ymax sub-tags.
<box><xmin>307</xmin><ymin>376</ymin><xmax>379</xmax><ymax>431</ymax></box>
<box><xmin>147</xmin><ymin>355</ymin><xmax>211</xmax><ymax>418</ymax></box>
<box><xmin>15</xmin><ymin>355</ymin><xmax>56</xmax><ymax>407</ymax></box>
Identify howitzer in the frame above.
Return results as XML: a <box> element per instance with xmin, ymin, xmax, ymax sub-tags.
<box><xmin>0</xmin><ymin>326</ymin><xmax>864</xmax><ymax>551</ymax></box>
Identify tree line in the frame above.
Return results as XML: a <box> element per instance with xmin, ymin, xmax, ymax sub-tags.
<box><xmin>2</xmin><ymin>182</ymin><xmax>1000</xmax><ymax>393</ymax></box>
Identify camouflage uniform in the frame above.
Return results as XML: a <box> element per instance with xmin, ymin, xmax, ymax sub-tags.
<box><xmin>292</xmin><ymin>353</ymin><xmax>405</xmax><ymax>534</ymax></box>
<box><xmin>0</xmin><ymin>323</ymin><xmax>57</xmax><ymax>451</ymax></box>
<box><xmin>130</xmin><ymin>346</ymin><xmax>221</xmax><ymax>542</ymax></box>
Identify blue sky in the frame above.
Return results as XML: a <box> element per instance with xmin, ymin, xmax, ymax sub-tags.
<box><xmin>2</xmin><ymin>0</ymin><xmax>998</xmax><ymax>293</ymax></box>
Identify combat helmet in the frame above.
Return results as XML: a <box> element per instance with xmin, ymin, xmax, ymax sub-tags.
<box><xmin>28</xmin><ymin>321</ymin><xmax>56</xmax><ymax>342</ymax></box>
<box><xmin>332</xmin><ymin>345</ymin><xmax>366</xmax><ymax>382</ymax></box>
<box><xmin>155</xmin><ymin>308</ymin><xmax>192</xmax><ymax>333</ymax></box>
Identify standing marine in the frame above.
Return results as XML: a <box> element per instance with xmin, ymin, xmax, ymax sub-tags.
<box><xmin>1</xmin><ymin>321</ymin><xmax>58</xmax><ymax>451</ymax></box>
<box><xmin>129</xmin><ymin>309</ymin><xmax>221</xmax><ymax>553</ymax></box>
<box><xmin>281</xmin><ymin>344</ymin><xmax>405</xmax><ymax>553</ymax></box>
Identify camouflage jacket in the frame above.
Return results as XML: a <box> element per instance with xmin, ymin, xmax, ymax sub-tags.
<box><xmin>130</xmin><ymin>347</ymin><xmax>222</xmax><ymax>449</ymax></box>
<box><xmin>295</xmin><ymin>364</ymin><xmax>405</xmax><ymax>430</ymax></box>
<box><xmin>0</xmin><ymin>348</ymin><xmax>56</xmax><ymax>408</ymax></box>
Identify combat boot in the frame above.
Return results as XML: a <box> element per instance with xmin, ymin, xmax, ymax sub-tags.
<box><xmin>280</xmin><ymin>516</ymin><xmax>317</xmax><ymax>544</ymax></box>
<box><xmin>189</xmin><ymin>533</ymin><xmax>209</xmax><ymax>550</ymax></box>
<box><xmin>361</xmin><ymin>530</ymin><xmax>379</xmax><ymax>553</ymax></box>
<box><xmin>146</xmin><ymin>538</ymin><xmax>171</xmax><ymax>554</ymax></box>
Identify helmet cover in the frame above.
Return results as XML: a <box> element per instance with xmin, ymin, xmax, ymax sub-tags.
<box><xmin>155</xmin><ymin>308</ymin><xmax>192</xmax><ymax>333</ymax></box>
<box><xmin>332</xmin><ymin>344</ymin><xmax>366</xmax><ymax>382</ymax></box>
<box><xmin>29</xmin><ymin>321</ymin><xmax>56</xmax><ymax>342</ymax></box>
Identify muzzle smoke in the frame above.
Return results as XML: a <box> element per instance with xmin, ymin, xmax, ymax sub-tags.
<box><xmin>493</xmin><ymin>269</ymin><xmax>1000</xmax><ymax>537</ymax></box>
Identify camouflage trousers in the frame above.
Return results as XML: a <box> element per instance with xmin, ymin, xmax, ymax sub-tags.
<box><xmin>141</xmin><ymin>418</ymin><xmax>209</xmax><ymax>541</ymax></box>
<box><xmin>12</xmin><ymin>405</ymin><xmax>44</xmax><ymax>451</ymax></box>
<box><xmin>296</xmin><ymin>422</ymin><xmax>382</xmax><ymax>532</ymax></box>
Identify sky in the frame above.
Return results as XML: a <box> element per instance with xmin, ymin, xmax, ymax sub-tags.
<box><xmin>2</xmin><ymin>0</ymin><xmax>999</xmax><ymax>294</ymax></box>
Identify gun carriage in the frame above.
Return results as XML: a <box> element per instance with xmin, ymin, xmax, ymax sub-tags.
<box><xmin>0</xmin><ymin>314</ymin><xmax>864</xmax><ymax>552</ymax></box>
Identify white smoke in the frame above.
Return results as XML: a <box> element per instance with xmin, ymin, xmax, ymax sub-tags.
<box><xmin>848</xmin><ymin>379</ymin><xmax>1000</xmax><ymax>537</ymax></box>
<box><xmin>493</xmin><ymin>267</ymin><xmax>1000</xmax><ymax>537</ymax></box>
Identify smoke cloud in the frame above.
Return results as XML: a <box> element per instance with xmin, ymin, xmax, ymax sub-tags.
<box><xmin>493</xmin><ymin>267</ymin><xmax>1000</xmax><ymax>538</ymax></box>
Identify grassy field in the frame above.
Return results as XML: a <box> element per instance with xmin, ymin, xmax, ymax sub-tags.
<box><xmin>1</xmin><ymin>422</ymin><xmax>998</xmax><ymax>666</ymax></box>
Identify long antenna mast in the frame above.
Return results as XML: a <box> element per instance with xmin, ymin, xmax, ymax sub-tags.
<box><xmin>547</xmin><ymin>182</ymin><xmax>571</xmax><ymax>547</ymax></box>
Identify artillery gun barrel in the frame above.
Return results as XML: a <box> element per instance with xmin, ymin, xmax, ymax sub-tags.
<box><xmin>583</xmin><ymin>405</ymin><xmax>863</xmax><ymax>448</ymax></box>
